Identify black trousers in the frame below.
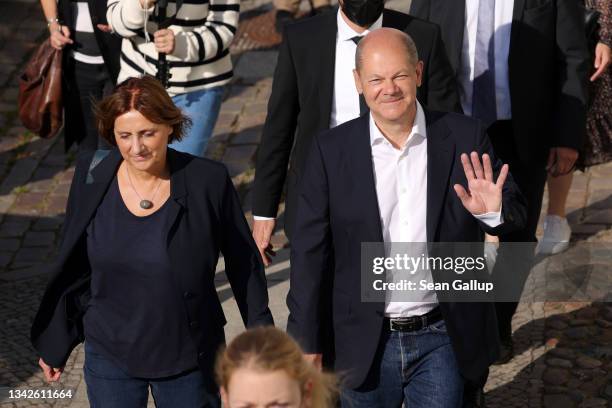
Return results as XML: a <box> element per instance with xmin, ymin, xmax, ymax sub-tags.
<box><xmin>64</xmin><ymin>58</ymin><xmax>113</xmax><ymax>152</ymax></box>
<box><xmin>487</xmin><ymin>120</ymin><xmax>547</xmax><ymax>340</ymax></box>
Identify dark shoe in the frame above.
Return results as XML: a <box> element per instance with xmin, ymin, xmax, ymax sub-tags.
<box><xmin>312</xmin><ymin>5</ymin><xmax>334</xmax><ymax>15</ymax></box>
<box><xmin>494</xmin><ymin>337</ymin><xmax>514</xmax><ymax>365</ymax></box>
<box><xmin>275</xmin><ymin>10</ymin><xmax>295</xmax><ymax>33</ymax></box>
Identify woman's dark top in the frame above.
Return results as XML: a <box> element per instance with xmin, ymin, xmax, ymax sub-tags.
<box><xmin>83</xmin><ymin>175</ymin><xmax>198</xmax><ymax>378</ymax></box>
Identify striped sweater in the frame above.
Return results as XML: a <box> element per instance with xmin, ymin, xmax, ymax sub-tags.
<box><xmin>107</xmin><ymin>0</ymin><xmax>238</xmax><ymax>95</ymax></box>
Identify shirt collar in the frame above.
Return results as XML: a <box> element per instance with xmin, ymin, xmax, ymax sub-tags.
<box><xmin>369</xmin><ymin>101</ymin><xmax>427</xmax><ymax>148</ymax></box>
<box><xmin>336</xmin><ymin>8</ymin><xmax>384</xmax><ymax>42</ymax></box>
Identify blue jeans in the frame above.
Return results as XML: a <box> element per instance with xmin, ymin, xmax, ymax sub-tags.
<box><xmin>84</xmin><ymin>343</ymin><xmax>220</xmax><ymax>408</ymax></box>
<box><xmin>340</xmin><ymin>320</ymin><xmax>464</xmax><ymax>408</ymax></box>
<box><xmin>169</xmin><ymin>86</ymin><xmax>224</xmax><ymax>157</ymax></box>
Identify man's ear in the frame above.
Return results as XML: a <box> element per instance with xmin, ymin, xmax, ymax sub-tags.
<box><xmin>416</xmin><ymin>60</ymin><xmax>424</xmax><ymax>87</ymax></box>
<box><xmin>353</xmin><ymin>69</ymin><xmax>364</xmax><ymax>94</ymax></box>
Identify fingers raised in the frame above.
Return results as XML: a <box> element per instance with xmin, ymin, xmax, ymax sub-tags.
<box><xmin>482</xmin><ymin>153</ymin><xmax>493</xmax><ymax>182</ymax></box>
<box><xmin>461</xmin><ymin>153</ymin><xmax>476</xmax><ymax>181</ymax></box>
<box><xmin>470</xmin><ymin>151</ymin><xmax>485</xmax><ymax>179</ymax></box>
<box><xmin>495</xmin><ymin>164</ymin><xmax>509</xmax><ymax>188</ymax></box>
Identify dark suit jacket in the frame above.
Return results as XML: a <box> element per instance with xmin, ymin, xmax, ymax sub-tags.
<box><xmin>252</xmin><ymin>9</ymin><xmax>460</xmax><ymax>236</ymax></box>
<box><xmin>410</xmin><ymin>0</ymin><xmax>590</xmax><ymax>165</ymax></box>
<box><xmin>286</xmin><ymin>110</ymin><xmax>527</xmax><ymax>389</ymax></box>
<box><xmin>58</xmin><ymin>0</ymin><xmax>121</xmax><ymax>81</ymax></box>
<box><xmin>31</xmin><ymin>149</ymin><xmax>273</xmax><ymax>378</ymax></box>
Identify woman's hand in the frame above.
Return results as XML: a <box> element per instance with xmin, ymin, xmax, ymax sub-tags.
<box><xmin>590</xmin><ymin>42</ymin><xmax>611</xmax><ymax>82</ymax></box>
<box><xmin>48</xmin><ymin>22</ymin><xmax>73</xmax><ymax>51</ymax></box>
<box><xmin>154</xmin><ymin>29</ymin><xmax>175</xmax><ymax>54</ymax></box>
<box><xmin>39</xmin><ymin>358</ymin><xmax>63</xmax><ymax>382</ymax></box>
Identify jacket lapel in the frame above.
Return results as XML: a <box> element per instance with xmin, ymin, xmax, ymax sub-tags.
<box><xmin>61</xmin><ymin>149</ymin><xmax>122</xmax><ymax>252</ymax></box>
<box><xmin>318</xmin><ymin>10</ymin><xmax>339</xmax><ymax>128</ymax></box>
<box><xmin>350</xmin><ymin>115</ymin><xmax>384</xmax><ymax>242</ymax></box>
<box><xmin>164</xmin><ymin>148</ymin><xmax>188</xmax><ymax>247</ymax></box>
<box><xmin>425</xmin><ymin>111</ymin><xmax>455</xmax><ymax>241</ymax></box>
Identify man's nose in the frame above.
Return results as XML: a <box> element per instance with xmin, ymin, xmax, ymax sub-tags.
<box><xmin>382</xmin><ymin>79</ymin><xmax>400</xmax><ymax>95</ymax></box>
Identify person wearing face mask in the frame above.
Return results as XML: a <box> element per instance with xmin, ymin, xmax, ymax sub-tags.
<box><xmin>252</xmin><ymin>0</ymin><xmax>460</xmax><ymax>264</ymax></box>
<box><xmin>30</xmin><ymin>76</ymin><xmax>274</xmax><ymax>407</ymax></box>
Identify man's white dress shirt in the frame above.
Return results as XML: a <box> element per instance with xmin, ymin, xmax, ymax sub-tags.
<box><xmin>370</xmin><ymin>102</ymin><xmax>502</xmax><ymax>317</ymax></box>
<box><xmin>459</xmin><ymin>0</ymin><xmax>514</xmax><ymax>119</ymax></box>
<box><xmin>329</xmin><ymin>10</ymin><xmax>383</xmax><ymax>128</ymax></box>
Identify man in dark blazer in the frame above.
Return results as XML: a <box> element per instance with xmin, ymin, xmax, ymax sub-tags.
<box><xmin>409</xmin><ymin>0</ymin><xmax>590</xmax><ymax>365</ymax></box>
<box><xmin>287</xmin><ymin>29</ymin><xmax>527</xmax><ymax>406</ymax></box>
<box><xmin>252</xmin><ymin>0</ymin><xmax>460</xmax><ymax>263</ymax></box>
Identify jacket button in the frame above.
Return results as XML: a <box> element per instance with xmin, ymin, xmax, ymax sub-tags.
<box><xmin>183</xmin><ymin>291</ymin><xmax>192</xmax><ymax>299</ymax></box>
<box><xmin>190</xmin><ymin>321</ymin><xmax>199</xmax><ymax>329</ymax></box>
<box><xmin>198</xmin><ymin>351</ymin><xmax>205</xmax><ymax>359</ymax></box>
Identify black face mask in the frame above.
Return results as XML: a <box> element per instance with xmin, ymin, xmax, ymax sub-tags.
<box><xmin>341</xmin><ymin>0</ymin><xmax>384</xmax><ymax>27</ymax></box>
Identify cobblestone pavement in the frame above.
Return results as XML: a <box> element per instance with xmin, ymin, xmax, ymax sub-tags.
<box><xmin>0</xmin><ymin>0</ymin><xmax>611</xmax><ymax>406</ymax></box>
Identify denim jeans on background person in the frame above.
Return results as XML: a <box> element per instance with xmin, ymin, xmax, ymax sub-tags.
<box><xmin>84</xmin><ymin>342</ymin><xmax>220</xmax><ymax>408</ymax></box>
<box><xmin>170</xmin><ymin>86</ymin><xmax>224</xmax><ymax>157</ymax></box>
<box><xmin>340</xmin><ymin>320</ymin><xmax>464</xmax><ymax>408</ymax></box>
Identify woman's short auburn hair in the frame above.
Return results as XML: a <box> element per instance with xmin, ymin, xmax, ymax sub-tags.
<box><xmin>95</xmin><ymin>76</ymin><xmax>191</xmax><ymax>145</ymax></box>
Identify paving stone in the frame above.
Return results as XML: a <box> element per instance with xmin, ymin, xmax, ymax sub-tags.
<box><xmin>583</xmin><ymin>209</ymin><xmax>612</xmax><ymax>224</ymax></box>
<box><xmin>223</xmin><ymin>145</ymin><xmax>258</xmax><ymax>163</ymax></box>
<box><xmin>579</xmin><ymin>398</ymin><xmax>608</xmax><ymax>407</ymax></box>
<box><xmin>13</xmin><ymin>247</ymin><xmax>50</xmax><ymax>263</ymax></box>
<box><xmin>543</xmin><ymin>368</ymin><xmax>571</xmax><ymax>385</ymax></box>
<box><xmin>0</xmin><ymin>158</ymin><xmax>39</xmax><ymax>195</ymax></box>
<box><xmin>23</xmin><ymin>231</ymin><xmax>54</xmax><ymax>247</ymax></box>
<box><xmin>0</xmin><ymin>238</ymin><xmax>19</xmax><ymax>252</ymax></box>
<box><xmin>0</xmin><ymin>221</ymin><xmax>30</xmax><ymax>238</ymax></box>
<box><xmin>547</xmin><ymin>358</ymin><xmax>573</xmax><ymax>368</ymax></box>
<box><xmin>31</xmin><ymin>217</ymin><xmax>63</xmax><ymax>231</ymax></box>
<box><xmin>0</xmin><ymin>251</ymin><xmax>13</xmax><ymax>268</ymax></box>
<box><xmin>14</xmin><ymin>192</ymin><xmax>46</xmax><ymax>208</ymax></box>
<box><xmin>232</xmin><ymin>128</ymin><xmax>262</xmax><ymax>144</ymax></box>
<box><xmin>543</xmin><ymin>394</ymin><xmax>576</xmax><ymax>408</ymax></box>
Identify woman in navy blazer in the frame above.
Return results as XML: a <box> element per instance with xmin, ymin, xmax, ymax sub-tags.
<box><xmin>30</xmin><ymin>76</ymin><xmax>273</xmax><ymax>407</ymax></box>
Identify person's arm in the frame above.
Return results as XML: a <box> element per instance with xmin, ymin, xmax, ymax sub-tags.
<box><xmin>550</xmin><ymin>0</ymin><xmax>589</xmax><ymax>159</ymax></box>
<box><xmin>286</xmin><ymin>134</ymin><xmax>331</xmax><ymax>355</ymax></box>
<box><xmin>590</xmin><ymin>0</ymin><xmax>612</xmax><ymax>81</ymax></box>
<box><xmin>252</xmin><ymin>31</ymin><xmax>300</xmax><ymax>219</ymax></box>
<box><xmin>251</xmin><ymin>30</ymin><xmax>300</xmax><ymax>261</ymax></box>
<box><xmin>40</xmin><ymin>0</ymin><xmax>73</xmax><ymax>50</ymax></box>
<box><xmin>218</xmin><ymin>167</ymin><xmax>274</xmax><ymax>328</ymax></box>
<box><xmin>456</xmin><ymin>123</ymin><xmax>526</xmax><ymax>237</ymax></box>
<box><xmin>171</xmin><ymin>0</ymin><xmax>239</xmax><ymax>62</ymax></box>
<box><xmin>424</xmin><ymin>24</ymin><xmax>462</xmax><ymax>113</ymax></box>
<box><xmin>106</xmin><ymin>0</ymin><xmax>154</xmax><ymax>38</ymax></box>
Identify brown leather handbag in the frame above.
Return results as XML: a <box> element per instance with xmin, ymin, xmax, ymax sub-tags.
<box><xmin>18</xmin><ymin>40</ymin><xmax>63</xmax><ymax>139</ymax></box>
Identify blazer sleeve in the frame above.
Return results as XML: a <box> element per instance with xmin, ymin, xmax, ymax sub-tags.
<box><xmin>552</xmin><ymin>0</ymin><xmax>589</xmax><ymax>150</ymax></box>
<box><xmin>423</xmin><ymin>24</ymin><xmax>462</xmax><ymax>113</ymax></box>
<box><xmin>218</xmin><ymin>168</ymin><xmax>274</xmax><ymax>328</ymax></box>
<box><xmin>286</xmin><ymin>134</ymin><xmax>332</xmax><ymax>354</ymax></box>
<box><xmin>251</xmin><ymin>30</ymin><xmax>300</xmax><ymax>218</ymax></box>
<box><xmin>31</xmin><ymin>151</ymin><xmax>94</xmax><ymax>368</ymax></box>
<box><xmin>473</xmin><ymin>123</ymin><xmax>527</xmax><ymax>236</ymax></box>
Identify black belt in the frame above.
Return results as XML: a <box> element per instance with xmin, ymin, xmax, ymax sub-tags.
<box><xmin>385</xmin><ymin>307</ymin><xmax>443</xmax><ymax>332</ymax></box>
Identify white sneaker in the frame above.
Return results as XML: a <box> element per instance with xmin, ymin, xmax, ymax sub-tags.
<box><xmin>537</xmin><ymin>215</ymin><xmax>571</xmax><ymax>255</ymax></box>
